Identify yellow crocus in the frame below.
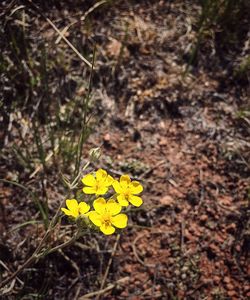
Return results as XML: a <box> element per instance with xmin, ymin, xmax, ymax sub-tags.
<box><xmin>112</xmin><ymin>175</ymin><xmax>143</xmax><ymax>207</ymax></box>
<box><xmin>82</xmin><ymin>169</ymin><xmax>113</xmax><ymax>195</ymax></box>
<box><xmin>61</xmin><ymin>199</ymin><xmax>90</xmax><ymax>218</ymax></box>
<box><xmin>88</xmin><ymin>198</ymin><xmax>128</xmax><ymax>235</ymax></box>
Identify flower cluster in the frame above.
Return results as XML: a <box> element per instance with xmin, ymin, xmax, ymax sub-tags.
<box><xmin>61</xmin><ymin>169</ymin><xmax>143</xmax><ymax>235</ymax></box>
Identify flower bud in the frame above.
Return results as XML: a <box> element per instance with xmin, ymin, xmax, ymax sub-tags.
<box><xmin>76</xmin><ymin>214</ymin><xmax>90</xmax><ymax>229</ymax></box>
<box><xmin>89</xmin><ymin>147</ymin><xmax>101</xmax><ymax>162</ymax></box>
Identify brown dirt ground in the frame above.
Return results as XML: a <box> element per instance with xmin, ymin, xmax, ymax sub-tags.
<box><xmin>0</xmin><ymin>0</ymin><xmax>249</xmax><ymax>299</ymax></box>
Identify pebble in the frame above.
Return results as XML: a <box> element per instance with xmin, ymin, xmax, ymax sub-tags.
<box><xmin>200</xmin><ymin>214</ymin><xmax>208</xmax><ymax>222</ymax></box>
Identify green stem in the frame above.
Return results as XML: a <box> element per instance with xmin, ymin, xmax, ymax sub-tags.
<box><xmin>37</xmin><ymin>229</ymin><xmax>81</xmax><ymax>258</ymax></box>
<box><xmin>0</xmin><ymin>192</ymin><xmax>70</xmax><ymax>289</ymax></box>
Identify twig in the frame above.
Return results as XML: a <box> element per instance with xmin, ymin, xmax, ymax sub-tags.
<box><xmin>74</xmin><ymin>241</ymin><xmax>93</xmax><ymax>251</ymax></box>
<box><xmin>30</xmin><ymin>144</ymin><xmax>59</xmax><ymax>178</ymax></box>
<box><xmin>141</xmin><ymin>288</ymin><xmax>162</xmax><ymax>298</ymax></box>
<box><xmin>213</xmin><ymin>183</ymin><xmax>241</xmax><ymax>215</ymax></box>
<box><xmin>180</xmin><ymin>221</ymin><xmax>185</xmax><ymax>253</ymax></box>
<box><xmin>73</xmin><ymin>284</ymin><xmax>82</xmax><ymax>300</ymax></box>
<box><xmin>58</xmin><ymin>249</ymin><xmax>80</xmax><ymax>278</ymax></box>
<box><xmin>217</xmin><ymin>202</ymin><xmax>241</xmax><ymax>215</ymax></box>
<box><xmin>55</xmin><ymin>0</ymin><xmax>107</xmax><ymax>44</ymax></box>
<box><xmin>132</xmin><ymin>234</ymin><xmax>155</xmax><ymax>268</ymax></box>
<box><xmin>26</xmin><ymin>0</ymin><xmax>92</xmax><ymax>68</ymax></box>
<box><xmin>0</xmin><ymin>255</ymin><xmax>36</xmax><ymax>290</ymax></box>
<box><xmin>0</xmin><ymin>192</ymin><xmax>68</xmax><ymax>289</ymax></box>
<box><xmin>139</xmin><ymin>159</ymin><xmax>166</xmax><ymax>179</ymax></box>
<box><xmin>0</xmin><ymin>278</ymin><xmax>16</xmax><ymax>297</ymax></box>
<box><xmin>151</xmin><ymin>263</ymin><xmax>160</xmax><ymax>298</ymax></box>
<box><xmin>37</xmin><ymin>229</ymin><xmax>81</xmax><ymax>257</ymax></box>
<box><xmin>78</xmin><ymin>276</ymin><xmax>129</xmax><ymax>299</ymax></box>
<box><xmin>0</xmin><ymin>260</ymin><xmax>23</xmax><ymax>287</ymax></box>
<box><xmin>197</xmin><ymin>168</ymin><xmax>205</xmax><ymax>211</ymax></box>
<box><xmin>9</xmin><ymin>5</ymin><xmax>25</xmax><ymax>17</ymax></box>
<box><xmin>186</xmin><ymin>280</ymin><xmax>212</xmax><ymax>296</ymax></box>
<box><xmin>97</xmin><ymin>234</ymin><xmax>120</xmax><ymax>300</ymax></box>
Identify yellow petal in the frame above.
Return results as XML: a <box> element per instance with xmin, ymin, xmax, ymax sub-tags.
<box><xmin>95</xmin><ymin>186</ymin><xmax>108</xmax><ymax>195</ymax></box>
<box><xmin>93</xmin><ymin>198</ymin><xmax>106</xmax><ymax>214</ymax></box>
<box><xmin>66</xmin><ymin>199</ymin><xmax>79</xmax><ymax>217</ymax></box>
<box><xmin>106</xmin><ymin>199</ymin><xmax>121</xmax><ymax>215</ymax></box>
<box><xmin>130</xmin><ymin>181</ymin><xmax>143</xmax><ymax>194</ymax></box>
<box><xmin>100</xmin><ymin>224</ymin><xmax>115</xmax><ymax>235</ymax></box>
<box><xmin>78</xmin><ymin>202</ymin><xmax>90</xmax><ymax>214</ymax></box>
<box><xmin>66</xmin><ymin>199</ymin><xmax>78</xmax><ymax>209</ymax></box>
<box><xmin>111</xmin><ymin>214</ymin><xmax>128</xmax><ymax>228</ymax></box>
<box><xmin>105</xmin><ymin>174</ymin><xmax>114</xmax><ymax>186</ymax></box>
<box><xmin>117</xmin><ymin>195</ymin><xmax>129</xmax><ymax>207</ymax></box>
<box><xmin>61</xmin><ymin>208</ymin><xmax>78</xmax><ymax>218</ymax></box>
<box><xmin>96</xmin><ymin>169</ymin><xmax>107</xmax><ymax>182</ymax></box>
<box><xmin>113</xmin><ymin>180</ymin><xmax>122</xmax><ymax>193</ymax></box>
<box><xmin>120</xmin><ymin>175</ymin><xmax>131</xmax><ymax>188</ymax></box>
<box><xmin>82</xmin><ymin>174</ymin><xmax>96</xmax><ymax>186</ymax></box>
<box><xmin>89</xmin><ymin>211</ymin><xmax>102</xmax><ymax>226</ymax></box>
<box><xmin>83</xmin><ymin>186</ymin><xmax>96</xmax><ymax>194</ymax></box>
<box><xmin>129</xmin><ymin>195</ymin><xmax>143</xmax><ymax>207</ymax></box>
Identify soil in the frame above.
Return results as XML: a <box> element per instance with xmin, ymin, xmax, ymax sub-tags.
<box><xmin>0</xmin><ymin>0</ymin><xmax>249</xmax><ymax>299</ymax></box>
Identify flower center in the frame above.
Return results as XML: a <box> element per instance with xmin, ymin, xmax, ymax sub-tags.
<box><xmin>95</xmin><ymin>181</ymin><xmax>101</xmax><ymax>191</ymax></box>
<box><xmin>102</xmin><ymin>214</ymin><xmax>112</xmax><ymax>227</ymax></box>
<box><xmin>123</xmin><ymin>190</ymin><xmax>130</xmax><ymax>200</ymax></box>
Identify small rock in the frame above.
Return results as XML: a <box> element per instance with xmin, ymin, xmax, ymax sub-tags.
<box><xmin>134</xmin><ymin>280</ymin><xmax>141</xmax><ymax>286</ymax></box>
<box><xmin>160</xmin><ymin>195</ymin><xmax>174</xmax><ymax>206</ymax></box>
<box><xmin>227</xmin><ymin>290</ymin><xmax>237</xmax><ymax>297</ymax></box>
<box><xmin>200</xmin><ymin>214</ymin><xmax>208</xmax><ymax>222</ymax></box>
<box><xmin>120</xmin><ymin>291</ymin><xmax>128</xmax><ymax>298</ymax></box>
<box><xmin>103</xmin><ymin>133</ymin><xmax>110</xmax><ymax>142</ymax></box>
<box><xmin>213</xmin><ymin>275</ymin><xmax>221</xmax><ymax>284</ymax></box>
<box><xmin>159</xmin><ymin>138</ymin><xmax>167</xmax><ymax>146</ymax></box>
<box><xmin>123</xmin><ymin>264</ymin><xmax>132</xmax><ymax>274</ymax></box>
<box><xmin>235</xmin><ymin>245</ymin><xmax>241</xmax><ymax>252</ymax></box>
<box><xmin>223</xmin><ymin>276</ymin><xmax>231</xmax><ymax>284</ymax></box>
<box><xmin>226</xmin><ymin>283</ymin><xmax>235</xmax><ymax>291</ymax></box>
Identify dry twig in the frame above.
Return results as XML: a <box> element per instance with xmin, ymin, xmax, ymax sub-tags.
<box><xmin>78</xmin><ymin>276</ymin><xmax>129</xmax><ymax>299</ymax></box>
<box><xmin>132</xmin><ymin>234</ymin><xmax>155</xmax><ymax>268</ymax></box>
<box><xmin>26</xmin><ymin>0</ymin><xmax>92</xmax><ymax>68</ymax></box>
<box><xmin>55</xmin><ymin>0</ymin><xmax>107</xmax><ymax>44</ymax></box>
<box><xmin>97</xmin><ymin>234</ymin><xmax>120</xmax><ymax>300</ymax></box>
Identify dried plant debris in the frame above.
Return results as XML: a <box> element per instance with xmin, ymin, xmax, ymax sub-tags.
<box><xmin>0</xmin><ymin>0</ymin><xmax>249</xmax><ymax>299</ymax></box>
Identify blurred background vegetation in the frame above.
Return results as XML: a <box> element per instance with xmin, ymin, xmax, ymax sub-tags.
<box><xmin>0</xmin><ymin>0</ymin><xmax>249</xmax><ymax>298</ymax></box>
<box><xmin>1</xmin><ymin>0</ymin><xmax>249</xmax><ymax>176</ymax></box>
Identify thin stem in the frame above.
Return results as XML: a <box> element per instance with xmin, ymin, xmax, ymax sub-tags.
<box><xmin>42</xmin><ymin>229</ymin><xmax>81</xmax><ymax>256</ymax></box>
<box><xmin>34</xmin><ymin>195</ymin><xmax>66</xmax><ymax>255</ymax></box>
<box><xmin>26</xmin><ymin>1</ymin><xmax>92</xmax><ymax>68</ymax></box>
<box><xmin>0</xmin><ymin>255</ymin><xmax>35</xmax><ymax>289</ymax></box>
<box><xmin>0</xmin><ymin>193</ymin><xmax>69</xmax><ymax>289</ymax></box>
<box><xmin>0</xmin><ymin>154</ymin><xmax>91</xmax><ymax>290</ymax></box>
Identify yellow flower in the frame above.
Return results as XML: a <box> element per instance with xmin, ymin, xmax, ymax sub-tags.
<box><xmin>112</xmin><ymin>175</ymin><xmax>143</xmax><ymax>207</ymax></box>
<box><xmin>88</xmin><ymin>198</ymin><xmax>128</xmax><ymax>235</ymax></box>
<box><xmin>61</xmin><ymin>199</ymin><xmax>90</xmax><ymax>218</ymax></box>
<box><xmin>82</xmin><ymin>169</ymin><xmax>113</xmax><ymax>195</ymax></box>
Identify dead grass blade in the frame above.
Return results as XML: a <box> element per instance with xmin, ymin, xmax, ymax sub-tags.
<box><xmin>26</xmin><ymin>0</ymin><xmax>92</xmax><ymax>68</ymax></box>
<box><xmin>55</xmin><ymin>0</ymin><xmax>107</xmax><ymax>44</ymax></box>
